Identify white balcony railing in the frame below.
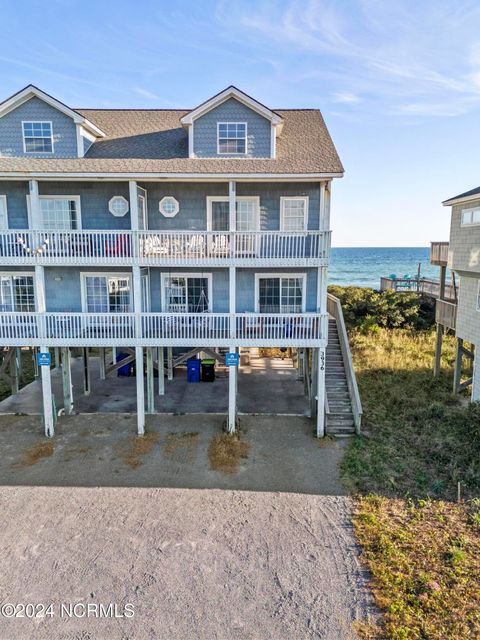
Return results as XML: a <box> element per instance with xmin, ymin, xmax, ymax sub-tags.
<box><xmin>0</xmin><ymin>312</ymin><xmax>327</xmax><ymax>347</ymax></box>
<box><xmin>0</xmin><ymin>230</ymin><xmax>330</xmax><ymax>265</ymax></box>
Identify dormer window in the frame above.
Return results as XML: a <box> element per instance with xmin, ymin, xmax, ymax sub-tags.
<box><xmin>217</xmin><ymin>122</ymin><xmax>246</xmax><ymax>155</ymax></box>
<box><xmin>22</xmin><ymin>121</ymin><xmax>53</xmax><ymax>153</ymax></box>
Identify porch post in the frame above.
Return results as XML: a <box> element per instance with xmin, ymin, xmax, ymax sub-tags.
<box><xmin>29</xmin><ymin>179</ymin><xmax>41</xmax><ymax>228</ymax></box>
<box><xmin>472</xmin><ymin>349</ymin><xmax>480</xmax><ymax>403</ymax></box>
<box><xmin>135</xmin><ymin>346</ymin><xmax>145</xmax><ymax>436</ymax></box>
<box><xmin>228</xmin><ymin>263</ymin><xmax>237</xmax><ymax>433</ymax></box>
<box><xmin>158</xmin><ymin>347</ymin><xmax>165</xmax><ymax>395</ymax></box>
<box><xmin>453</xmin><ymin>337</ymin><xmax>463</xmax><ymax>393</ymax></box>
<box><xmin>99</xmin><ymin>348</ymin><xmax>106</xmax><ymax>380</ymax></box>
<box><xmin>167</xmin><ymin>347</ymin><xmax>173</xmax><ymax>380</ymax></box>
<box><xmin>61</xmin><ymin>347</ymin><xmax>74</xmax><ymax>414</ymax></box>
<box><xmin>35</xmin><ymin>265</ymin><xmax>54</xmax><ymax>437</ymax></box>
<box><xmin>146</xmin><ymin>347</ymin><xmax>155</xmax><ymax>414</ymax></box>
<box><xmin>82</xmin><ymin>348</ymin><xmax>90</xmax><ymax>395</ymax></box>
<box><xmin>316</xmin><ymin>347</ymin><xmax>326</xmax><ymax>438</ymax></box>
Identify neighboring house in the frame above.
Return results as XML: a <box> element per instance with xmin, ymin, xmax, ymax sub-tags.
<box><xmin>0</xmin><ymin>84</ymin><xmax>345</xmax><ymax>437</ymax></box>
<box><xmin>442</xmin><ymin>187</ymin><xmax>480</xmax><ymax>401</ymax></box>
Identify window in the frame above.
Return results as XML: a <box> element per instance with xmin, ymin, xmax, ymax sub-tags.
<box><xmin>39</xmin><ymin>197</ymin><xmax>80</xmax><ymax>230</ymax></box>
<box><xmin>461</xmin><ymin>207</ymin><xmax>480</xmax><ymax>226</ymax></box>
<box><xmin>0</xmin><ymin>275</ymin><xmax>35</xmax><ymax>312</ymax></box>
<box><xmin>281</xmin><ymin>197</ymin><xmax>308</xmax><ymax>231</ymax></box>
<box><xmin>109</xmin><ymin>196</ymin><xmax>129</xmax><ymax>217</ymax></box>
<box><xmin>0</xmin><ymin>196</ymin><xmax>8</xmax><ymax>229</ymax></box>
<box><xmin>159</xmin><ymin>196</ymin><xmax>179</xmax><ymax>218</ymax></box>
<box><xmin>82</xmin><ymin>275</ymin><xmax>131</xmax><ymax>313</ymax></box>
<box><xmin>257</xmin><ymin>275</ymin><xmax>305</xmax><ymax>313</ymax></box>
<box><xmin>477</xmin><ymin>281</ymin><xmax>480</xmax><ymax>312</ymax></box>
<box><xmin>162</xmin><ymin>274</ymin><xmax>211</xmax><ymax>313</ymax></box>
<box><xmin>217</xmin><ymin>122</ymin><xmax>247</xmax><ymax>154</ymax></box>
<box><xmin>22</xmin><ymin>121</ymin><xmax>53</xmax><ymax>153</ymax></box>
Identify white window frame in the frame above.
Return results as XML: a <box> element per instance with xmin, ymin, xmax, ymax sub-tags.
<box><xmin>22</xmin><ymin>120</ymin><xmax>54</xmax><ymax>154</ymax></box>
<box><xmin>461</xmin><ymin>207</ymin><xmax>480</xmax><ymax>227</ymax></box>
<box><xmin>161</xmin><ymin>272</ymin><xmax>213</xmax><ymax>313</ymax></box>
<box><xmin>0</xmin><ymin>271</ymin><xmax>36</xmax><ymax>311</ymax></box>
<box><xmin>159</xmin><ymin>196</ymin><xmax>179</xmax><ymax>218</ymax></box>
<box><xmin>108</xmin><ymin>196</ymin><xmax>129</xmax><ymax>217</ymax></box>
<box><xmin>206</xmin><ymin>195</ymin><xmax>260</xmax><ymax>230</ymax></box>
<box><xmin>217</xmin><ymin>122</ymin><xmax>247</xmax><ymax>155</ymax></box>
<box><xmin>80</xmin><ymin>272</ymin><xmax>132</xmax><ymax>313</ymax></box>
<box><xmin>254</xmin><ymin>273</ymin><xmax>307</xmax><ymax>313</ymax></box>
<box><xmin>0</xmin><ymin>195</ymin><xmax>8</xmax><ymax>229</ymax></box>
<box><xmin>280</xmin><ymin>196</ymin><xmax>309</xmax><ymax>232</ymax></box>
<box><xmin>477</xmin><ymin>281</ymin><xmax>480</xmax><ymax>312</ymax></box>
<box><xmin>26</xmin><ymin>195</ymin><xmax>82</xmax><ymax>230</ymax></box>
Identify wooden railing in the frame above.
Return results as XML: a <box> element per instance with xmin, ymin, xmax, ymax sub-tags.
<box><xmin>430</xmin><ymin>241</ymin><xmax>449</xmax><ymax>266</ymax></box>
<box><xmin>327</xmin><ymin>294</ymin><xmax>362</xmax><ymax>433</ymax></box>
<box><xmin>435</xmin><ymin>299</ymin><xmax>457</xmax><ymax>330</ymax></box>
<box><xmin>0</xmin><ymin>312</ymin><xmax>328</xmax><ymax>347</ymax></box>
<box><xmin>0</xmin><ymin>230</ymin><xmax>330</xmax><ymax>265</ymax></box>
<box><xmin>380</xmin><ymin>277</ymin><xmax>456</xmax><ymax>302</ymax></box>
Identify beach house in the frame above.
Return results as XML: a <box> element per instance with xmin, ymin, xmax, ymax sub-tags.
<box><xmin>441</xmin><ymin>187</ymin><xmax>480</xmax><ymax>401</ymax></box>
<box><xmin>0</xmin><ymin>84</ymin><xmax>359</xmax><ymax>437</ymax></box>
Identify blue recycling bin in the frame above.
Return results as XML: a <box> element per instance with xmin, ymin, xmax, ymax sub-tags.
<box><xmin>187</xmin><ymin>357</ymin><xmax>201</xmax><ymax>383</ymax></box>
<box><xmin>117</xmin><ymin>352</ymin><xmax>132</xmax><ymax>377</ymax></box>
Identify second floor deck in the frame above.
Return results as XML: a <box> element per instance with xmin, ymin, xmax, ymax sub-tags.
<box><xmin>0</xmin><ymin>229</ymin><xmax>330</xmax><ymax>267</ymax></box>
<box><xmin>0</xmin><ymin>311</ymin><xmax>328</xmax><ymax>348</ymax></box>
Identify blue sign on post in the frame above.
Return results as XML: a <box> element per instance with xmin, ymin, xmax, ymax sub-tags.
<box><xmin>225</xmin><ymin>352</ymin><xmax>239</xmax><ymax>367</ymax></box>
<box><xmin>37</xmin><ymin>352</ymin><xmax>51</xmax><ymax>367</ymax></box>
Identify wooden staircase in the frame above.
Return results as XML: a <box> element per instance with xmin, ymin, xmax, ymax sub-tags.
<box><xmin>325</xmin><ymin>317</ymin><xmax>356</xmax><ymax>437</ymax></box>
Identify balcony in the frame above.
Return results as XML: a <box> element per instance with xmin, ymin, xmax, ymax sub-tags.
<box><xmin>0</xmin><ymin>312</ymin><xmax>327</xmax><ymax>347</ymax></box>
<box><xmin>0</xmin><ymin>230</ymin><xmax>330</xmax><ymax>267</ymax></box>
<box><xmin>430</xmin><ymin>241</ymin><xmax>449</xmax><ymax>266</ymax></box>
<box><xmin>435</xmin><ymin>299</ymin><xmax>457</xmax><ymax>330</ymax></box>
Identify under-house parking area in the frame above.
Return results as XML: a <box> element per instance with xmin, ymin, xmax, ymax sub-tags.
<box><xmin>0</xmin><ymin>347</ymin><xmax>309</xmax><ymax>418</ymax></box>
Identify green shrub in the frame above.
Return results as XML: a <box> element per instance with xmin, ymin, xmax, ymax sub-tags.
<box><xmin>328</xmin><ymin>285</ymin><xmax>435</xmax><ymax>332</ymax></box>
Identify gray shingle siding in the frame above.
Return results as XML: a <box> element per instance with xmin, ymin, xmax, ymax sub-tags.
<box><xmin>455</xmin><ymin>274</ymin><xmax>480</xmax><ymax>345</ymax></box>
<box><xmin>193</xmin><ymin>98</ymin><xmax>271</xmax><ymax>158</ymax></box>
<box><xmin>448</xmin><ymin>200</ymin><xmax>480</xmax><ymax>275</ymax></box>
<box><xmin>0</xmin><ymin>97</ymin><xmax>77</xmax><ymax>158</ymax></box>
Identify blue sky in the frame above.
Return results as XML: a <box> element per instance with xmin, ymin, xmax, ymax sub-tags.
<box><xmin>1</xmin><ymin>0</ymin><xmax>480</xmax><ymax>246</ymax></box>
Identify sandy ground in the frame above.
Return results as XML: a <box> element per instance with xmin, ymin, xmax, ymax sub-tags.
<box><xmin>0</xmin><ymin>486</ymin><xmax>373</xmax><ymax>640</ymax></box>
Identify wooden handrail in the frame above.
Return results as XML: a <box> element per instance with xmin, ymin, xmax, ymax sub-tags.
<box><xmin>326</xmin><ymin>293</ymin><xmax>363</xmax><ymax>433</ymax></box>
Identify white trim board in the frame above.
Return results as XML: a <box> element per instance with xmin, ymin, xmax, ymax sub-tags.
<box><xmin>0</xmin><ymin>195</ymin><xmax>8</xmax><ymax>229</ymax></box>
<box><xmin>0</xmin><ymin>85</ymin><xmax>105</xmax><ymax>138</ymax></box>
<box><xmin>180</xmin><ymin>86</ymin><xmax>283</xmax><ymax>127</ymax></box>
<box><xmin>0</xmin><ymin>172</ymin><xmax>344</xmax><ymax>181</ymax></box>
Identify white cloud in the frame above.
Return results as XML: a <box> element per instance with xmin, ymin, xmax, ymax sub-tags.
<box><xmin>216</xmin><ymin>0</ymin><xmax>480</xmax><ymax>117</ymax></box>
<box><xmin>332</xmin><ymin>92</ymin><xmax>362</xmax><ymax>104</ymax></box>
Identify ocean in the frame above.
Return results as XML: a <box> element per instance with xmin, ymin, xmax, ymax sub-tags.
<box><xmin>329</xmin><ymin>247</ymin><xmax>440</xmax><ymax>289</ymax></box>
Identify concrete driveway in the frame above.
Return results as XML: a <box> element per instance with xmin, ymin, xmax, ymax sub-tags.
<box><xmin>0</xmin><ymin>352</ymin><xmax>308</xmax><ymax>416</ymax></box>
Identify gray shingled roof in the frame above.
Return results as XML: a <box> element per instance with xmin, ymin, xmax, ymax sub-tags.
<box><xmin>0</xmin><ymin>109</ymin><xmax>343</xmax><ymax>175</ymax></box>
<box><xmin>443</xmin><ymin>185</ymin><xmax>480</xmax><ymax>204</ymax></box>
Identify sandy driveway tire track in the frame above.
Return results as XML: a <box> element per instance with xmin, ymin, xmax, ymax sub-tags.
<box><xmin>0</xmin><ymin>487</ymin><xmax>373</xmax><ymax>640</ymax></box>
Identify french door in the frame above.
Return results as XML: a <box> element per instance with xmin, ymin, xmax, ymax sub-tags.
<box><xmin>207</xmin><ymin>197</ymin><xmax>259</xmax><ymax>256</ymax></box>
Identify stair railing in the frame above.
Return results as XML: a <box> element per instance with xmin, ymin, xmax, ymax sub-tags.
<box><xmin>326</xmin><ymin>293</ymin><xmax>362</xmax><ymax>433</ymax></box>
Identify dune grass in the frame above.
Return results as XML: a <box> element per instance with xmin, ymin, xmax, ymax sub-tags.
<box><xmin>354</xmin><ymin>495</ymin><xmax>480</xmax><ymax>640</ymax></box>
<box><xmin>341</xmin><ymin>328</ymin><xmax>480</xmax><ymax>501</ymax></box>
<box><xmin>342</xmin><ymin>328</ymin><xmax>480</xmax><ymax>639</ymax></box>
